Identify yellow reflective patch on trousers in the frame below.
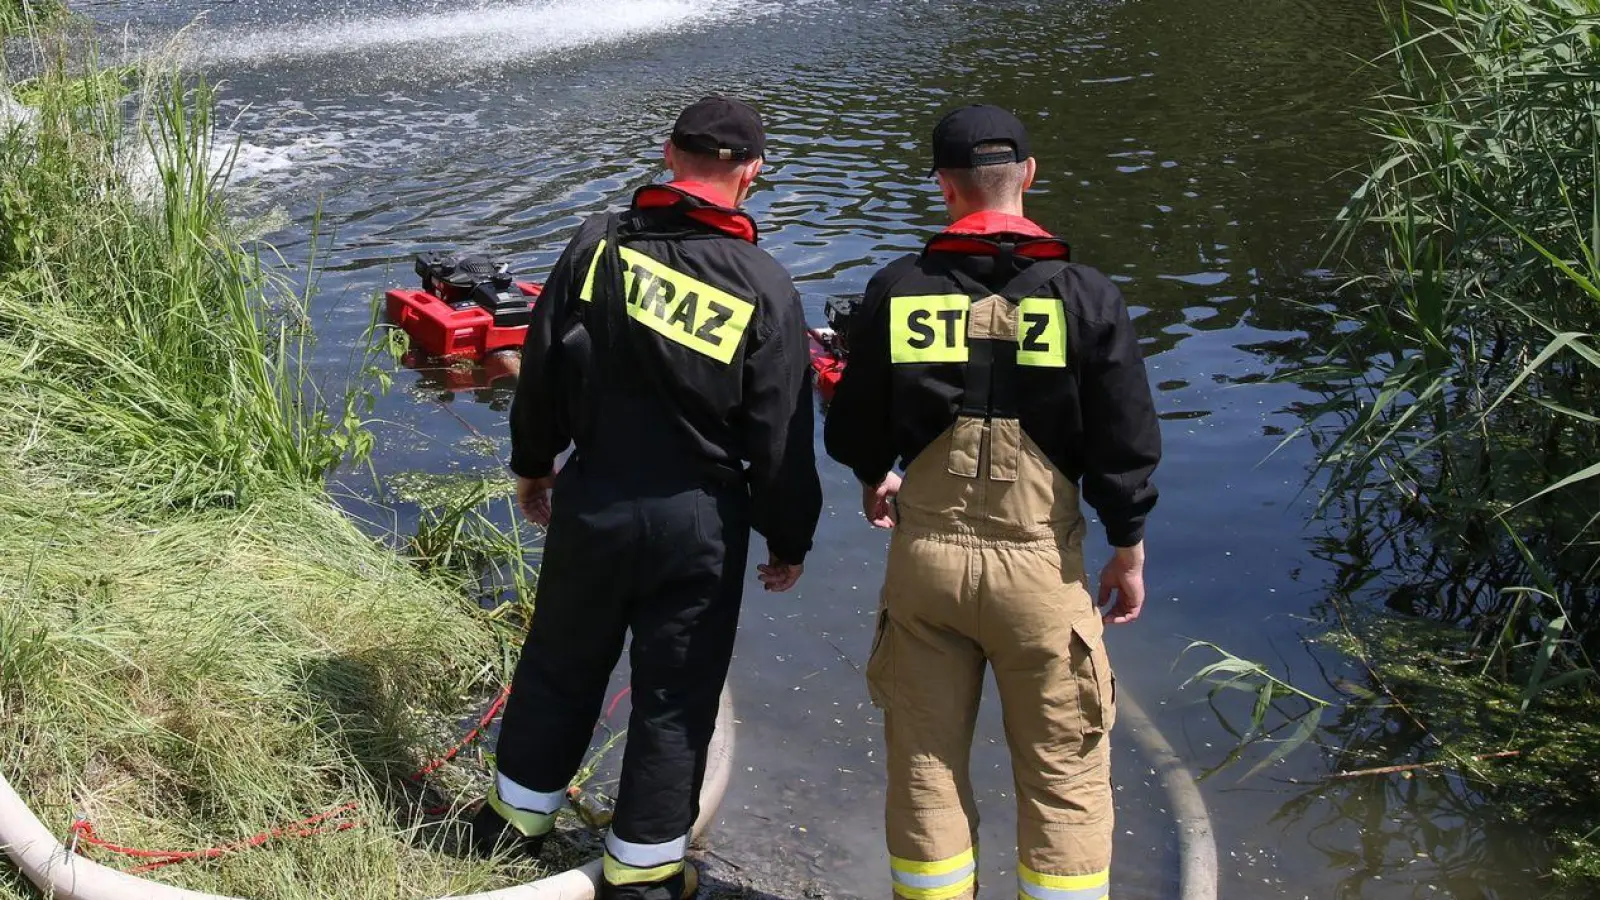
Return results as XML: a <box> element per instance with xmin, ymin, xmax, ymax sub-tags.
<box><xmin>891</xmin><ymin>849</ymin><xmax>975</xmax><ymax>877</ymax></box>
<box><xmin>603</xmin><ymin>854</ymin><xmax>685</xmax><ymax>886</ymax></box>
<box><xmin>579</xmin><ymin>241</ymin><xmax>754</xmax><ymax>364</ymax></box>
<box><xmin>892</xmin><ymin>295</ymin><xmax>970</xmax><ymax>364</ymax></box>
<box><xmin>894</xmin><ymin>876</ymin><xmax>977</xmax><ymax>900</ymax></box>
<box><xmin>486</xmin><ymin>790</ymin><xmax>556</xmax><ymax>839</ymax></box>
<box><xmin>1016</xmin><ymin>296</ymin><xmax>1068</xmax><ymax>368</ymax></box>
<box><xmin>891</xmin><ymin>850</ymin><xmax>977</xmax><ymax>900</ymax></box>
<box><xmin>1018</xmin><ymin>866</ymin><xmax>1109</xmax><ymax>900</ymax></box>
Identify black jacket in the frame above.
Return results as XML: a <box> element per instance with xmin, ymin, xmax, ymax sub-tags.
<box><xmin>824</xmin><ymin>212</ymin><xmax>1161</xmax><ymax>547</ymax></box>
<box><xmin>510</xmin><ymin>182</ymin><xmax>822</xmax><ymax>564</ymax></box>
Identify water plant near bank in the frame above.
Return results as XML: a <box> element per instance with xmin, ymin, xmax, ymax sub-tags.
<box><xmin>1215</xmin><ymin>0</ymin><xmax>1600</xmax><ymax>891</ymax></box>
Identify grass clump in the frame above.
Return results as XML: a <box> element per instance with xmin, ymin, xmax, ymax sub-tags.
<box><xmin>0</xmin><ymin>479</ymin><xmax>517</xmax><ymax>898</ymax></box>
<box><xmin>0</xmin><ymin>29</ymin><xmax>549</xmax><ymax>900</ymax></box>
<box><xmin>0</xmin><ymin>0</ymin><xmax>59</xmax><ymax>38</ymax></box>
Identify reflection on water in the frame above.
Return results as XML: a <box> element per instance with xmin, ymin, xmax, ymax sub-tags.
<box><xmin>72</xmin><ymin>0</ymin><xmax>1556</xmax><ymax>896</ymax></box>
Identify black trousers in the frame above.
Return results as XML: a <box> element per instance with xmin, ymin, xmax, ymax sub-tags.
<box><xmin>495</xmin><ymin>462</ymin><xmax>749</xmax><ymax>868</ymax></box>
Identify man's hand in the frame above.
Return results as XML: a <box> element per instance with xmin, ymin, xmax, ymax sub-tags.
<box><xmin>1097</xmin><ymin>542</ymin><xmax>1146</xmax><ymax>625</ymax></box>
<box><xmin>862</xmin><ymin>472</ymin><xmax>902</xmax><ymax>529</ymax></box>
<box><xmin>758</xmin><ymin>552</ymin><xmax>803</xmax><ymax>592</ymax></box>
<box><xmin>515</xmin><ymin>474</ymin><xmax>555</xmax><ymax>526</ymax></box>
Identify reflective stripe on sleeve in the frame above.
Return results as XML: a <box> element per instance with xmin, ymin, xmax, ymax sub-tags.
<box><xmin>891</xmin><ymin>850</ymin><xmax>977</xmax><ymax>900</ymax></box>
<box><xmin>1018</xmin><ymin>866</ymin><xmax>1110</xmax><ymax>900</ymax></box>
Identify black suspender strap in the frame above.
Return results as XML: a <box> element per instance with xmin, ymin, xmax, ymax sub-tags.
<box><xmin>946</xmin><ymin>259</ymin><xmax>1070</xmax><ymax>421</ymax></box>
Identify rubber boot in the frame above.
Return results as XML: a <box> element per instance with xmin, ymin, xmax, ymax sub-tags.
<box><xmin>469</xmin><ymin>802</ymin><xmax>547</xmax><ymax>860</ymax></box>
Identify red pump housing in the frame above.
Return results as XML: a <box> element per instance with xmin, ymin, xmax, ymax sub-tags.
<box><xmin>809</xmin><ymin>328</ymin><xmax>846</xmax><ymax>403</ymax></box>
<box><xmin>386</xmin><ymin>281</ymin><xmax>542</xmax><ymax>362</ymax></box>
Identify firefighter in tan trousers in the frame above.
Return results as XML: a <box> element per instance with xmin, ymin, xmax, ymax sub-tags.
<box><xmin>824</xmin><ymin>105</ymin><xmax>1162</xmax><ymax>900</ymax></box>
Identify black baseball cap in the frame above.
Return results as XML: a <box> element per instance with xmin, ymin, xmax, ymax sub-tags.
<box><xmin>929</xmin><ymin>104</ymin><xmax>1032</xmax><ymax>174</ymax></box>
<box><xmin>671</xmin><ymin>95</ymin><xmax>766</xmax><ymax>162</ymax></box>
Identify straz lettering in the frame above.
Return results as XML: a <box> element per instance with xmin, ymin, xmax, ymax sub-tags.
<box><xmin>1022</xmin><ymin>314</ymin><xmax>1050</xmax><ymax>352</ymax></box>
<box><xmin>581</xmin><ymin>241</ymin><xmax>755</xmax><ymax>364</ymax></box>
<box><xmin>1016</xmin><ymin>296</ymin><xmax>1068</xmax><ymax>368</ymax></box>
<box><xmin>891</xmin><ymin>295</ymin><xmax>970</xmax><ymax>364</ymax></box>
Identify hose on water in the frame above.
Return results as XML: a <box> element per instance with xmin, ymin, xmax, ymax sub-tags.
<box><xmin>0</xmin><ymin>686</ymin><xmax>735</xmax><ymax>900</ymax></box>
<box><xmin>1116</xmin><ymin>690</ymin><xmax>1220</xmax><ymax>900</ymax></box>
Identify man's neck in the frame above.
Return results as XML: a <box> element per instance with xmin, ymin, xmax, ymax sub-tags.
<box><xmin>668</xmin><ymin>176</ymin><xmax>742</xmax><ymax>208</ymax></box>
<box><xmin>951</xmin><ymin>200</ymin><xmax>1025</xmax><ymax>221</ymax></box>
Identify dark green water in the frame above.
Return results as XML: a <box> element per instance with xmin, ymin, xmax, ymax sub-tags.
<box><xmin>81</xmin><ymin>0</ymin><xmax>1554</xmax><ymax>896</ymax></box>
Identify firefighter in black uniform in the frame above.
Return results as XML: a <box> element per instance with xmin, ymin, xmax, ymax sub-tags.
<box><xmin>824</xmin><ymin>105</ymin><xmax>1161</xmax><ymax>899</ymax></box>
<box><xmin>475</xmin><ymin>97</ymin><xmax>823</xmax><ymax>900</ymax></box>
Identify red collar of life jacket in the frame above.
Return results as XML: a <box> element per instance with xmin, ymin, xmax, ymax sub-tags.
<box><xmin>632</xmin><ymin>181</ymin><xmax>758</xmax><ymax>243</ymax></box>
<box><xmin>925</xmin><ymin>210</ymin><xmax>1070</xmax><ymax>260</ymax></box>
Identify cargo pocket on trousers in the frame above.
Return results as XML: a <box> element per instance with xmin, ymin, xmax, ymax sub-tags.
<box><xmin>865</xmin><ymin>605</ymin><xmax>893</xmax><ymax>709</ymax></box>
<box><xmin>1071</xmin><ymin>622</ymin><xmax>1114</xmax><ymax>737</ymax></box>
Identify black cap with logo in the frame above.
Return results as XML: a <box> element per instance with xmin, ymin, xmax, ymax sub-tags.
<box><xmin>929</xmin><ymin>104</ymin><xmax>1032</xmax><ymax>174</ymax></box>
<box><xmin>671</xmin><ymin>95</ymin><xmax>767</xmax><ymax>162</ymax></box>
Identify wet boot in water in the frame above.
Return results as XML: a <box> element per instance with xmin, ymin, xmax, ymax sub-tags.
<box><xmin>469</xmin><ymin>801</ymin><xmax>548</xmax><ymax>860</ymax></box>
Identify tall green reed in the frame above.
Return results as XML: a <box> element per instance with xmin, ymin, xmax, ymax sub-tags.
<box><xmin>0</xmin><ymin>57</ymin><xmax>373</xmax><ymax>512</ymax></box>
<box><xmin>1302</xmin><ymin>0</ymin><xmax>1600</xmax><ymax>684</ymax></box>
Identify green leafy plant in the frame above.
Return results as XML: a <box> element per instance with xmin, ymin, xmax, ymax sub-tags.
<box><xmin>1179</xmin><ymin>641</ymin><xmax>1333</xmax><ymax>780</ymax></box>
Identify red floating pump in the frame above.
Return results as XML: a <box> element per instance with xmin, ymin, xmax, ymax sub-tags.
<box><xmin>386</xmin><ymin>252</ymin><xmax>543</xmax><ymax>362</ymax></box>
<box><xmin>808</xmin><ymin>296</ymin><xmax>862</xmax><ymax>404</ymax></box>
<box><xmin>809</xmin><ymin>328</ymin><xmax>846</xmax><ymax>403</ymax></box>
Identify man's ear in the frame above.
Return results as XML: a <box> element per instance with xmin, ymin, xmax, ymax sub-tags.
<box><xmin>663</xmin><ymin>140</ymin><xmax>676</xmax><ymax>169</ymax></box>
<box><xmin>734</xmin><ymin>158</ymin><xmax>763</xmax><ymax>203</ymax></box>
<box><xmin>1022</xmin><ymin>157</ymin><xmax>1037</xmax><ymax>191</ymax></box>
<box><xmin>937</xmin><ymin>172</ymin><xmax>958</xmax><ymax>207</ymax></box>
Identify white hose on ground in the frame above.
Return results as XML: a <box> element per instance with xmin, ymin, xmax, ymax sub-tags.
<box><xmin>1116</xmin><ymin>689</ymin><xmax>1219</xmax><ymax>900</ymax></box>
<box><xmin>0</xmin><ymin>685</ymin><xmax>736</xmax><ymax>900</ymax></box>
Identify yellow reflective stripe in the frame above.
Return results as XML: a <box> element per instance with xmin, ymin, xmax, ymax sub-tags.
<box><xmin>485</xmin><ymin>790</ymin><xmax>555</xmax><ymax>838</ymax></box>
<box><xmin>891</xmin><ymin>294</ymin><xmax>970</xmax><ymax>363</ymax></box>
<box><xmin>1016</xmin><ymin>296</ymin><xmax>1068</xmax><ymax>368</ymax></box>
<box><xmin>579</xmin><ymin>240</ymin><xmax>605</xmax><ymax>302</ymax></box>
<box><xmin>890</xmin><ymin>849</ymin><xmax>976</xmax><ymax>877</ymax></box>
<box><xmin>894</xmin><ymin>875</ymin><xmax>976</xmax><ymax>900</ymax></box>
<box><xmin>579</xmin><ymin>242</ymin><xmax>754</xmax><ymax>364</ymax></box>
<box><xmin>603</xmin><ymin>854</ymin><xmax>685</xmax><ymax>886</ymax></box>
<box><xmin>1018</xmin><ymin>867</ymin><xmax>1109</xmax><ymax>891</ymax></box>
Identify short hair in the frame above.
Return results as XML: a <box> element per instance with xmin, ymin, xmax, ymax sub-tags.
<box><xmin>939</xmin><ymin>142</ymin><xmax>1028</xmax><ymax>204</ymax></box>
<box><xmin>670</xmin><ymin>148</ymin><xmax>751</xmax><ymax>181</ymax></box>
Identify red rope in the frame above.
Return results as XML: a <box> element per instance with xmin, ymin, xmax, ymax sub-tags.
<box><xmin>70</xmin><ymin>683</ymin><xmax>627</xmax><ymax>873</ymax></box>
<box><xmin>69</xmin><ymin>687</ymin><xmax>514</xmax><ymax>873</ymax></box>
<box><xmin>603</xmin><ymin>686</ymin><xmax>632</xmax><ymax>720</ymax></box>
<box><xmin>412</xmin><ymin>686</ymin><xmax>511</xmax><ymax>780</ymax></box>
<box><xmin>71</xmin><ymin>803</ymin><xmax>362</xmax><ymax>873</ymax></box>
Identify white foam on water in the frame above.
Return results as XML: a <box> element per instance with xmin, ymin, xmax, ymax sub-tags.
<box><xmin>227</xmin><ymin>134</ymin><xmax>347</xmax><ymax>182</ymax></box>
<box><xmin>0</xmin><ymin>92</ymin><xmax>38</xmax><ymax>131</ymax></box>
<box><xmin>187</xmin><ymin>0</ymin><xmax>749</xmax><ymax>68</ymax></box>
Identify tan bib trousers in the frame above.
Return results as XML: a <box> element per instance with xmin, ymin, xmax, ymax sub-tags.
<box><xmin>869</xmin><ymin>412</ymin><xmax>1115</xmax><ymax>900</ymax></box>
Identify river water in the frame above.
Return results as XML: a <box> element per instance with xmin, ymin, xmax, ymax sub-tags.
<box><xmin>72</xmin><ymin>0</ymin><xmax>1551</xmax><ymax>897</ymax></box>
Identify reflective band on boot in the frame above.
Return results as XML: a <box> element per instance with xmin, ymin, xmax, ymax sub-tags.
<box><xmin>603</xmin><ymin>855</ymin><xmax>685</xmax><ymax>886</ymax></box>
<box><xmin>891</xmin><ymin>849</ymin><xmax>977</xmax><ymax>900</ymax></box>
<box><xmin>487</xmin><ymin>772</ymin><xmax>562</xmax><ymax>838</ymax></box>
<box><xmin>603</xmin><ymin>832</ymin><xmax>688</xmax><ymax>886</ymax></box>
<box><xmin>1018</xmin><ymin>866</ymin><xmax>1109</xmax><ymax>900</ymax></box>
